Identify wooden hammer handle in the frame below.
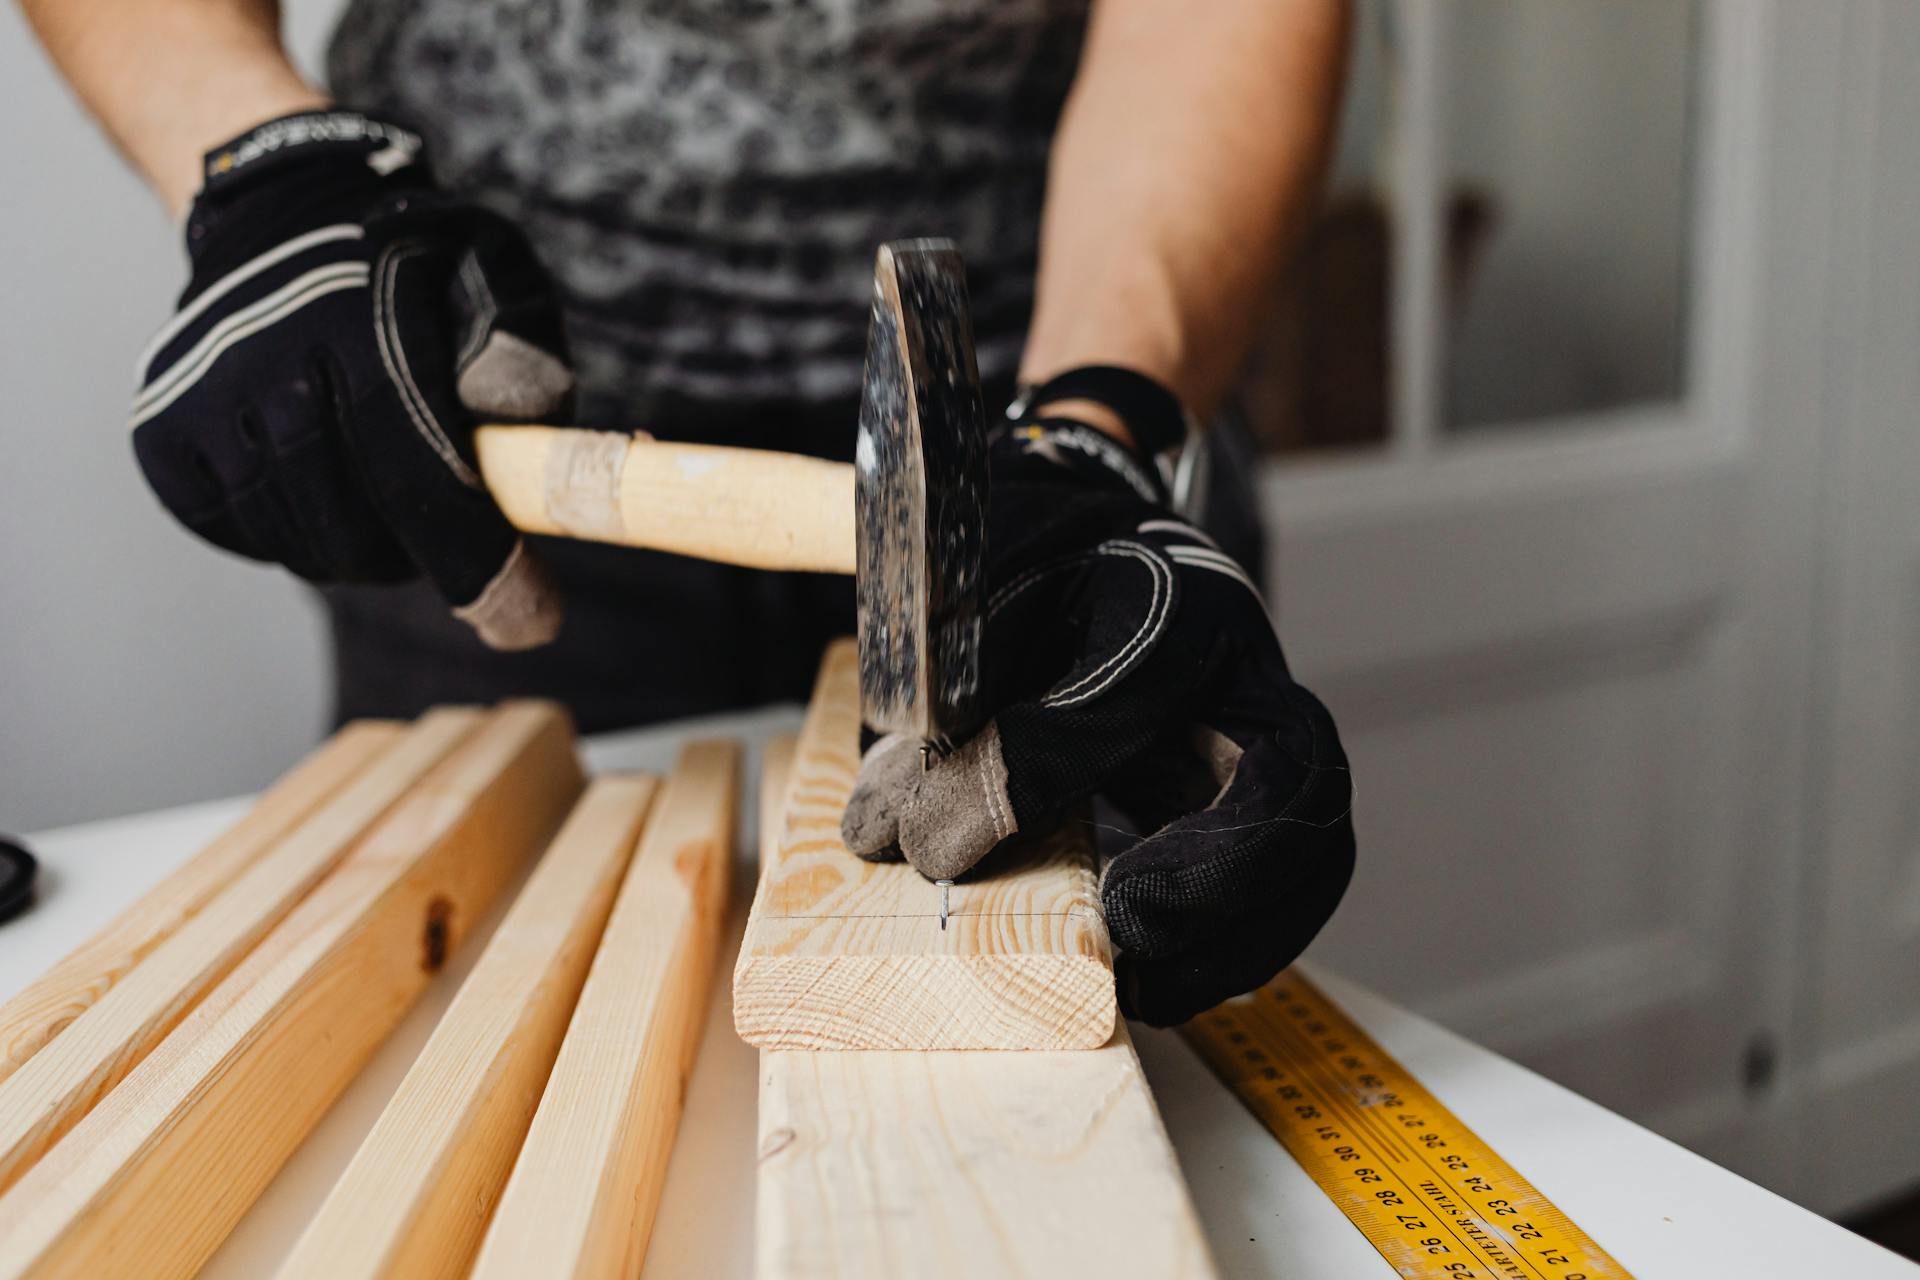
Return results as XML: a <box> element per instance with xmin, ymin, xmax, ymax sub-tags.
<box><xmin>475</xmin><ymin>425</ymin><xmax>857</xmax><ymax>574</ymax></box>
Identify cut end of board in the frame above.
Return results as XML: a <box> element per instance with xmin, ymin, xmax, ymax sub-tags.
<box><xmin>734</xmin><ymin>953</ymin><xmax>1116</xmax><ymax>1051</ymax></box>
<box><xmin>733</xmin><ymin>640</ymin><xmax>1117</xmax><ymax>1051</ymax></box>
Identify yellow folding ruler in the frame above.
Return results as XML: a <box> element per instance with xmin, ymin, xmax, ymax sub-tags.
<box><xmin>1181</xmin><ymin>971</ymin><xmax>1634</xmax><ymax>1280</ymax></box>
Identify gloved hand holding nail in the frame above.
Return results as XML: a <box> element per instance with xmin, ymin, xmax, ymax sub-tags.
<box><xmin>842</xmin><ymin>368</ymin><xmax>1358</xmax><ymax>1028</ymax></box>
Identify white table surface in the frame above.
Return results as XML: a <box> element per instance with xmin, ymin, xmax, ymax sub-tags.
<box><xmin>5</xmin><ymin>705</ymin><xmax>1911</xmax><ymax>1279</ymax></box>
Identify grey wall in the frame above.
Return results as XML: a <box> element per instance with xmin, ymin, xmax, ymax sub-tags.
<box><xmin>1</xmin><ymin>2</ymin><xmax>344</xmax><ymax>832</ymax></box>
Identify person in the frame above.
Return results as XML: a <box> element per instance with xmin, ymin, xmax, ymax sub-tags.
<box><xmin>23</xmin><ymin>0</ymin><xmax>1357</xmax><ymax>1025</ymax></box>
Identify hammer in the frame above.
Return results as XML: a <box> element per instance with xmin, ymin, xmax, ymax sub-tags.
<box><xmin>472</xmin><ymin>239</ymin><xmax>988</xmax><ymax>744</ymax></box>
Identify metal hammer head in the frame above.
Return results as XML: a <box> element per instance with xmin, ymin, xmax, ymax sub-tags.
<box><xmin>855</xmin><ymin>239</ymin><xmax>988</xmax><ymax>743</ymax></box>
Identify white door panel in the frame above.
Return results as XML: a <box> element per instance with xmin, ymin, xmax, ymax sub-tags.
<box><xmin>1274</xmin><ymin>466</ymin><xmax>1763</xmax><ymax>1144</ymax></box>
<box><xmin>1239</xmin><ymin>0</ymin><xmax>1920</xmax><ymax>1211</ymax></box>
<box><xmin>1270</xmin><ymin>462</ymin><xmax>1742</xmax><ymax>681</ymax></box>
<box><xmin>1798</xmin><ymin>0</ymin><xmax>1920</xmax><ymax>1217</ymax></box>
<box><xmin>1243</xmin><ymin>0</ymin><xmax>1845</xmax><ymax>1199</ymax></box>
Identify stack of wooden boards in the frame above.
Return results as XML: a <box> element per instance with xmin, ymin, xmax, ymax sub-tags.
<box><xmin>737</xmin><ymin>641</ymin><xmax>1218</xmax><ymax>1278</ymax></box>
<box><xmin>0</xmin><ymin>638</ymin><xmax>1217</xmax><ymax>1278</ymax></box>
<box><xmin>0</xmin><ymin>702</ymin><xmax>739</xmax><ymax>1279</ymax></box>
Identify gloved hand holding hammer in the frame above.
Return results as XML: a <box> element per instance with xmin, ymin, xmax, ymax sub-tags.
<box><xmin>844</xmin><ymin>368</ymin><xmax>1356</xmax><ymax>1027</ymax></box>
<box><xmin>130</xmin><ymin>111</ymin><xmax>571</xmax><ymax>652</ymax></box>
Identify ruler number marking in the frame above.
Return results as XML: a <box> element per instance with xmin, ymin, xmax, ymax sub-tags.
<box><xmin>1261</xmin><ymin>984</ymin><xmax>1588</xmax><ymax>1279</ymax></box>
<box><xmin>1244</xmin><ymin>997</ymin><xmax>1531</xmax><ymax>1278</ymax></box>
<box><xmin>1186</xmin><ymin>975</ymin><xmax>1635</xmax><ymax>1280</ymax></box>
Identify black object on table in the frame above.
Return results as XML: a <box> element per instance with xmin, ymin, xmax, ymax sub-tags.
<box><xmin>0</xmin><ymin>837</ymin><xmax>37</xmax><ymax>923</ymax></box>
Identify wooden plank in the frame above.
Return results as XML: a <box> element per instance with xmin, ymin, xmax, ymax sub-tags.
<box><xmin>470</xmin><ymin>739</ymin><xmax>739</xmax><ymax>1280</ymax></box>
<box><xmin>751</xmin><ymin>725</ymin><xmax>1213</xmax><ymax>1279</ymax></box>
<box><xmin>275</xmin><ymin>774</ymin><xmax>658</xmax><ymax>1280</ymax></box>
<box><xmin>732</xmin><ymin>639</ymin><xmax>1116</xmax><ymax>1050</ymax></box>
<box><xmin>756</xmin><ymin>1028</ymin><xmax>1218</xmax><ymax>1280</ymax></box>
<box><xmin>0</xmin><ymin>702</ymin><xmax>584</xmax><ymax>1280</ymax></box>
<box><xmin>758</xmin><ymin>733</ymin><xmax>799</xmax><ymax>870</ymax></box>
<box><xmin>0</xmin><ymin>720</ymin><xmax>402</xmax><ymax>1083</ymax></box>
<box><xmin>0</xmin><ymin>710</ymin><xmax>480</xmax><ymax>1197</ymax></box>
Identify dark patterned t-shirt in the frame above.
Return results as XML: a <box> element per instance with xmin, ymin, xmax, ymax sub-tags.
<box><xmin>327</xmin><ymin>0</ymin><xmax>1090</xmax><ymax>427</ymax></box>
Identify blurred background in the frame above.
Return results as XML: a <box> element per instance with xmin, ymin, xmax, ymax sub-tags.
<box><xmin>4</xmin><ymin>0</ymin><xmax>1917</xmax><ymax>1244</ymax></box>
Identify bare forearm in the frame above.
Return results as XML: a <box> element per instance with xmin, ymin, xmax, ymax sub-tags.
<box><xmin>19</xmin><ymin>0</ymin><xmax>327</xmax><ymax>216</ymax></box>
<box><xmin>1022</xmin><ymin>0</ymin><xmax>1349</xmax><ymax>435</ymax></box>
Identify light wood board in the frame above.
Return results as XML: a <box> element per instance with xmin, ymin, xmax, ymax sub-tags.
<box><xmin>471</xmin><ymin>739</ymin><xmax>739</xmax><ymax>1280</ymax></box>
<box><xmin>732</xmin><ymin>639</ymin><xmax>1116</xmax><ymax>1050</ymax></box>
<box><xmin>0</xmin><ymin>710</ymin><xmax>478</xmax><ymax>1196</ymax></box>
<box><xmin>0</xmin><ymin>720</ymin><xmax>401</xmax><ymax>1084</ymax></box>
<box><xmin>0</xmin><ymin>702</ymin><xmax>583</xmax><ymax>1280</ymax></box>
<box><xmin>751</xmin><ymin>730</ymin><xmax>1215</xmax><ymax>1279</ymax></box>
<box><xmin>756</xmin><ymin>1029</ymin><xmax>1217</xmax><ymax>1280</ymax></box>
<box><xmin>275</xmin><ymin>774</ymin><xmax>658</xmax><ymax>1280</ymax></box>
<box><xmin>757</xmin><ymin>733</ymin><xmax>799</xmax><ymax>873</ymax></box>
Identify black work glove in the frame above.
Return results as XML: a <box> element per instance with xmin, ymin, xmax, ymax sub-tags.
<box><xmin>130</xmin><ymin>110</ymin><xmax>572</xmax><ymax>649</ymax></box>
<box><xmin>842</xmin><ymin>368</ymin><xmax>1356</xmax><ymax>1026</ymax></box>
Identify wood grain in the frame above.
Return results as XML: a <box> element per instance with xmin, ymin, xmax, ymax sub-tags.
<box><xmin>0</xmin><ymin>710</ymin><xmax>479</xmax><ymax>1197</ymax></box>
<box><xmin>732</xmin><ymin>639</ymin><xmax>1116</xmax><ymax>1050</ymax></box>
<box><xmin>756</xmin><ymin>1028</ymin><xmax>1217</xmax><ymax>1280</ymax></box>
<box><xmin>758</xmin><ymin>733</ymin><xmax>799</xmax><ymax>870</ymax></box>
<box><xmin>275</xmin><ymin>774</ymin><xmax>658</xmax><ymax>1280</ymax></box>
<box><xmin>0</xmin><ymin>721</ymin><xmax>401</xmax><ymax>1084</ymax></box>
<box><xmin>470</xmin><ymin>739</ymin><xmax>739</xmax><ymax>1280</ymax></box>
<box><xmin>476</xmin><ymin>425</ymin><xmax>857</xmax><ymax>572</ymax></box>
<box><xmin>752</xmin><ymin>727</ymin><xmax>1214</xmax><ymax>1279</ymax></box>
<box><xmin>0</xmin><ymin>702</ymin><xmax>583</xmax><ymax>1280</ymax></box>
